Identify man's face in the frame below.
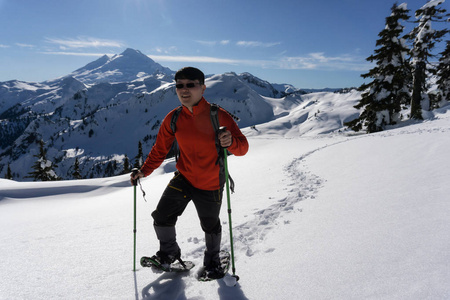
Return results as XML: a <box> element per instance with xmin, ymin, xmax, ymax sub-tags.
<box><xmin>175</xmin><ymin>79</ymin><xmax>206</xmax><ymax>110</ymax></box>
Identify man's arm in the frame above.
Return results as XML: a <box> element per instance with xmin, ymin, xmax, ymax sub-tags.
<box><xmin>130</xmin><ymin>111</ymin><xmax>176</xmax><ymax>184</ymax></box>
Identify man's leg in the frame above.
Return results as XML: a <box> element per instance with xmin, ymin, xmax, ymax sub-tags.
<box><xmin>151</xmin><ymin>173</ymin><xmax>191</xmax><ymax>260</ymax></box>
<box><xmin>192</xmin><ymin>188</ymin><xmax>223</xmax><ymax>267</ymax></box>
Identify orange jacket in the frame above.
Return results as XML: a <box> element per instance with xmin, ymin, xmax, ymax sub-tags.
<box><xmin>141</xmin><ymin>98</ymin><xmax>249</xmax><ymax>190</ymax></box>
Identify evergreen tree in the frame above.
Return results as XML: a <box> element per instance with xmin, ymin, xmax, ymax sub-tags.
<box><xmin>133</xmin><ymin>140</ymin><xmax>144</xmax><ymax>169</ymax></box>
<box><xmin>436</xmin><ymin>41</ymin><xmax>450</xmax><ymax>106</ymax></box>
<box><xmin>5</xmin><ymin>163</ymin><xmax>13</xmax><ymax>180</ymax></box>
<box><xmin>346</xmin><ymin>3</ymin><xmax>411</xmax><ymax>133</ymax></box>
<box><xmin>26</xmin><ymin>139</ymin><xmax>59</xmax><ymax>181</ymax></box>
<box><xmin>123</xmin><ymin>154</ymin><xmax>131</xmax><ymax>174</ymax></box>
<box><xmin>72</xmin><ymin>157</ymin><xmax>82</xmax><ymax>179</ymax></box>
<box><xmin>408</xmin><ymin>0</ymin><xmax>449</xmax><ymax>119</ymax></box>
<box><xmin>104</xmin><ymin>161</ymin><xmax>115</xmax><ymax>177</ymax></box>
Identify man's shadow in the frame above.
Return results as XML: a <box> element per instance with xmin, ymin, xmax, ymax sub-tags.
<box><xmin>135</xmin><ymin>271</ymin><xmax>249</xmax><ymax>300</ymax></box>
<box><xmin>140</xmin><ymin>272</ymin><xmax>189</xmax><ymax>300</ymax></box>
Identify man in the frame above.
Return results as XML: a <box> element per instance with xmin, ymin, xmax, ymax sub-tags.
<box><xmin>131</xmin><ymin>67</ymin><xmax>248</xmax><ymax>278</ymax></box>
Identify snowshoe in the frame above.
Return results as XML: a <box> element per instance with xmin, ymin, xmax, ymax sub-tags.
<box><xmin>198</xmin><ymin>250</ymin><xmax>231</xmax><ymax>281</ymax></box>
<box><xmin>140</xmin><ymin>251</ymin><xmax>194</xmax><ymax>272</ymax></box>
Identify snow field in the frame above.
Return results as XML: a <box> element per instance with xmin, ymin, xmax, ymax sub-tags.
<box><xmin>1</xmin><ymin>107</ymin><xmax>450</xmax><ymax>299</ymax></box>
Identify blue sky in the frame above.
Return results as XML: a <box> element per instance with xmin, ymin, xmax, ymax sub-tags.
<box><xmin>0</xmin><ymin>0</ymin><xmax>448</xmax><ymax>88</ymax></box>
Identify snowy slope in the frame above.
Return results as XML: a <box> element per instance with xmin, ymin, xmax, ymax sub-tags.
<box><xmin>245</xmin><ymin>90</ymin><xmax>361</xmax><ymax>137</ymax></box>
<box><xmin>1</xmin><ymin>103</ymin><xmax>449</xmax><ymax>299</ymax></box>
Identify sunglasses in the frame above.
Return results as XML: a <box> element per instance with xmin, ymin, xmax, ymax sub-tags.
<box><xmin>175</xmin><ymin>82</ymin><xmax>202</xmax><ymax>89</ymax></box>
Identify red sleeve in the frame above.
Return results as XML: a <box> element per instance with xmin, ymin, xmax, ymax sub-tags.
<box><xmin>140</xmin><ymin>111</ymin><xmax>176</xmax><ymax>177</ymax></box>
<box><xmin>219</xmin><ymin>109</ymin><xmax>249</xmax><ymax>156</ymax></box>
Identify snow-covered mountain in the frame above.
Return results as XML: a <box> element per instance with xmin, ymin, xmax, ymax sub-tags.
<box><xmin>69</xmin><ymin>48</ymin><xmax>175</xmax><ymax>84</ymax></box>
<box><xmin>0</xmin><ymin>48</ymin><xmax>354</xmax><ymax>181</ymax></box>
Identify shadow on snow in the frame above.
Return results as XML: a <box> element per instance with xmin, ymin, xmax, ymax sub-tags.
<box><xmin>134</xmin><ymin>271</ymin><xmax>249</xmax><ymax>300</ymax></box>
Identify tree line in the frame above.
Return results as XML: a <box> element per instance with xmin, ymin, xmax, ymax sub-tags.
<box><xmin>4</xmin><ymin>140</ymin><xmax>146</xmax><ymax>181</ymax></box>
<box><xmin>346</xmin><ymin>1</ymin><xmax>449</xmax><ymax>133</ymax></box>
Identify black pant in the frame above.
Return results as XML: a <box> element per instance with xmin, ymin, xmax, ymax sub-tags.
<box><xmin>152</xmin><ymin>172</ymin><xmax>223</xmax><ymax>234</ymax></box>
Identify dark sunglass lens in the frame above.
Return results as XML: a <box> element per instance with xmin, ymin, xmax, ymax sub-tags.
<box><xmin>176</xmin><ymin>82</ymin><xmax>199</xmax><ymax>89</ymax></box>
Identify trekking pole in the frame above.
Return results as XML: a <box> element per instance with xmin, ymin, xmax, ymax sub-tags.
<box><xmin>131</xmin><ymin>168</ymin><xmax>139</xmax><ymax>272</ymax></box>
<box><xmin>219</xmin><ymin>127</ymin><xmax>240</xmax><ymax>284</ymax></box>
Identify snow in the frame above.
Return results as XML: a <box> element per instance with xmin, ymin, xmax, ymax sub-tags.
<box><xmin>1</xmin><ymin>103</ymin><xmax>450</xmax><ymax>299</ymax></box>
<box><xmin>223</xmin><ymin>275</ymin><xmax>238</xmax><ymax>287</ymax></box>
<box><xmin>397</xmin><ymin>3</ymin><xmax>408</xmax><ymax>11</ymax></box>
<box><xmin>421</xmin><ymin>0</ymin><xmax>445</xmax><ymax>10</ymax></box>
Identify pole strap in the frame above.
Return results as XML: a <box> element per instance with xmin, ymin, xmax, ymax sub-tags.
<box><xmin>137</xmin><ymin>178</ymin><xmax>147</xmax><ymax>202</ymax></box>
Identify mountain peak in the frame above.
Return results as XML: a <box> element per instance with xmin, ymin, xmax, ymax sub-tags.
<box><xmin>71</xmin><ymin>48</ymin><xmax>174</xmax><ymax>84</ymax></box>
<box><xmin>120</xmin><ymin>48</ymin><xmax>145</xmax><ymax>57</ymax></box>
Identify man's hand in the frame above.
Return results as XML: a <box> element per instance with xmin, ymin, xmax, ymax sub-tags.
<box><xmin>130</xmin><ymin>169</ymin><xmax>144</xmax><ymax>186</ymax></box>
<box><xmin>218</xmin><ymin>130</ymin><xmax>233</xmax><ymax>148</ymax></box>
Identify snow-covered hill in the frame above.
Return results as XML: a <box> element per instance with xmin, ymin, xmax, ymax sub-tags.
<box><xmin>1</xmin><ymin>102</ymin><xmax>449</xmax><ymax>299</ymax></box>
<box><xmin>0</xmin><ymin>48</ymin><xmax>342</xmax><ymax>181</ymax></box>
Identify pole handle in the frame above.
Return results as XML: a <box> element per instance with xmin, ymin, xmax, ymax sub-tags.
<box><xmin>218</xmin><ymin>126</ymin><xmax>227</xmax><ymax>134</ymax></box>
<box><xmin>131</xmin><ymin>168</ymin><xmax>139</xmax><ymax>186</ymax></box>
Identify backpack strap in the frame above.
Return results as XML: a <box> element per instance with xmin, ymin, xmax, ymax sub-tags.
<box><xmin>211</xmin><ymin>103</ymin><xmax>240</xmax><ymax>122</ymax></box>
<box><xmin>170</xmin><ymin>106</ymin><xmax>183</xmax><ymax>134</ymax></box>
<box><xmin>210</xmin><ymin>104</ymin><xmax>220</xmax><ymax>133</ymax></box>
<box><xmin>170</xmin><ymin>106</ymin><xmax>183</xmax><ymax>162</ymax></box>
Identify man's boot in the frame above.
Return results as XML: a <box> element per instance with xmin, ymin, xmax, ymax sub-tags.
<box><xmin>154</xmin><ymin>225</ymin><xmax>181</xmax><ymax>264</ymax></box>
<box><xmin>204</xmin><ymin>231</ymin><xmax>221</xmax><ymax>268</ymax></box>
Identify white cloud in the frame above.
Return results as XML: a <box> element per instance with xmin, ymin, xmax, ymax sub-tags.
<box><xmin>236</xmin><ymin>41</ymin><xmax>281</xmax><ymax>48</ymax></box>
<box><xmin>0</xmin><ymin>44</ymin><xmax>10</xmax><ymax>48</ymax></box>
<box><xmin>38</xmin><ymin>49</ymin><xmax>370</xmax><ymax>73</ymax></box>
<box><xmin>195</xmin><ymin>40</ymin><xmax>231</xmax><ymax>46</ymax></box>
<box><xmin>16</xmin><ymin>43</ymin><xmax>35</xmax><ymax>48</ymax></box>
<box><xmin>149</xmin><ymin>55</ymin><xmax>245</xmax><ymax>64</ymax></box>
<box><xmin>148</xmin><ymin>52</ymin><xmax>371</xmax><ymax>72</ymax></box>
<box><xmin>40</xmin><ymin>51</ymin><xmax>112</xmax><ymax>57</ymax></box>
<box><xmin>276</xmin><ymin>52</ymin><xmax>371</xmax><ymax>71</ymax></box>
<box><xmin>195</xmin><ymin>39</ymin><xmax>277</xmax><ymax>48</ymax></box>
<box><xmin>196</xmin><ymin>40</ymin><xmax>218</xmax><ymax>47</ymax></box>
<box><xmin>154</xmin><ymin>46</ymin><xmax>178</xmax><ymax>54</ymax></box>
<box><xmin>45</xmin><ymin>37</ymin><xmax>124</xmax><ymax>49</ymax></box>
